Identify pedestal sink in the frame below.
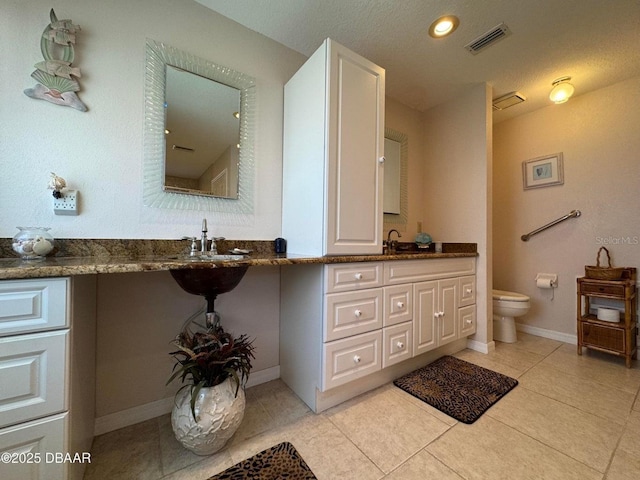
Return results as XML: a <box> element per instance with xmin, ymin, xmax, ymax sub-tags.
<box><xmin>170</xmin><ymin>264</ymin><xmax>249</xmax><ymax>313</ymax></box>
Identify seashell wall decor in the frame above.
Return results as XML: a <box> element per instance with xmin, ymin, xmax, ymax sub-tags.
<box><xmin>24</xmin><ymin>9</ymin><xmax>87</xmax><ymax>112</ymax></box>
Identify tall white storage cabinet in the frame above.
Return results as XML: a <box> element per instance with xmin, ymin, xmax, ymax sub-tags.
<box><xmin>282</xmin><ymin>38</ymin><xmax>385</xmax><ymax>256</ymax></box>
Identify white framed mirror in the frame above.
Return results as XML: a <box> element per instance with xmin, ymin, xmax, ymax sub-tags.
<box><xmin>383</xmin><ymin>127</ymin><xmax>408</xmax><ymax>225</ymax></box>
<box><xmin>143</xmin><ymin>39</ymin><xmax>255</xmax><ymax>213</ymax></box>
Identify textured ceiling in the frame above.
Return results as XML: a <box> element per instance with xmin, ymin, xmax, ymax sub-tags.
<box><xmin>196</xmin><ymin>0</ymin><xmax>640</xmax><ymax>122</ymax></box>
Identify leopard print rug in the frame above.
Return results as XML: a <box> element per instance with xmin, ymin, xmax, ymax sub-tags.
<box><xmin>394</xmin><ymin>355</ymin><xmax>518</xmax><ymax>424</ymax></box>
<box><xmin>208</xmin><ymin>441</ymin><xmax>316</xmax><ymax>479</ymax></box>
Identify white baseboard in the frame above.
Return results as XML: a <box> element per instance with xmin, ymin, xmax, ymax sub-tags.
<box><xmin>94</xmin><ymin>365</ymin><xmax>280</xmax><ymax>436</ymax></box>
<box><xmin>516</xmin><ymin>323</ymin><xmax>577</xmax><ymax>345</ymax></box>
<box><xmin>466</xmin><ymin>338</ymin><xmax>495</xmax><ymax>353</ymax></box>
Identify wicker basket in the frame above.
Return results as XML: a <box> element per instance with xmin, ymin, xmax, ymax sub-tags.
<box><xmin>584</xmin><ymin>247</ymin><xmax>625</xmax><ymax>280</ymax></box>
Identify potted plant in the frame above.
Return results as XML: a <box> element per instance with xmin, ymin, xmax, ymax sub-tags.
<box><xmin>167</xmin><ymin>311</ymin><xmax>255</xmax><ymax>455</ymax></box>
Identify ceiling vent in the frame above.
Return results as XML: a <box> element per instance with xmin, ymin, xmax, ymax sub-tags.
<box><xmin>465</xmin><ymin>22</ymin><xmax>511</xmax><ymax>54</ymax></box>
<box><xmin>492</xmin><ymin>91</ymin><xmax>526</xmax><ymax>111</ymax></box>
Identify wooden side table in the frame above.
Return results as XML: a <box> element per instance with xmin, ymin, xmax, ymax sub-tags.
<box><xmin>577</xmin><ymin>268</ymin><xmax>637</xmax><ymax>367</ymax></box>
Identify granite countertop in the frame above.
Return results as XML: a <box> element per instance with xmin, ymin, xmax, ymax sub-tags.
<box><xmin>0</xmin><ymin>239</ymin><xmax>477</xmax><ymax>280</ymax></box>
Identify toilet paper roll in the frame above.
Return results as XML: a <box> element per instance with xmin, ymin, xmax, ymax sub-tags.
<box><xmin>536</xmin><ymin>277</ymin><xmax>554</xmax><ymax>289</ymax></box>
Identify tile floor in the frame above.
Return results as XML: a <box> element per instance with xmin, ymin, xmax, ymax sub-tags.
<box><xmin>84</xmin><ymin>334</ymin><xmax>640</xmax><ymax>480</ymax></box>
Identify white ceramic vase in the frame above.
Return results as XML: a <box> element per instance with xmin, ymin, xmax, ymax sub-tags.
<box><xmin>171</xmin><ymin>377</ymin><xmax>246</xmax><ymax>455</ymax></box>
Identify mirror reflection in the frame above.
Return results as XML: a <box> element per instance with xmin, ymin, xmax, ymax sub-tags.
<box><xmin>164</xmin><ymin>66</ymin><xmax>241</xmax><ymax>199</ymax></box>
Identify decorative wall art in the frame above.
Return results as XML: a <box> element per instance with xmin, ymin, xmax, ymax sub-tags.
<box><xmin>522</xmin><ymin>152</ymin><xmax>564</xmax><ymax>190</ymax></box>
<box><xmin>24</xmin><ymin>9</ymin><xmax>87</xmax><ymax>112</ymax></box>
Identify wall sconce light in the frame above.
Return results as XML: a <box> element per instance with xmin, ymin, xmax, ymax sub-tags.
<box><xmin>549</xmin><ymin>76</ymin><xmax>575</xmax><ymax>104</ymax></box>
<box><xmin>429</xmin><ymin>15</ymin><xmax>460</xmax><ymax>38</ymax></box>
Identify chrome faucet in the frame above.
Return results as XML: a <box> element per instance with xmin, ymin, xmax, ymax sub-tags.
<box><xmin>386</xmin><ymin>229</ymin><xmax>402</xmax><ymax>253</ymax></box>
<box><xmin>201</xmin><ymin>218</ymin><xmax>208</xmax><ymax>253</ymax></box>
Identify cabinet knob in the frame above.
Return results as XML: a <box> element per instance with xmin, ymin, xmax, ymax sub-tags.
<box><xmin>354</xmin><ymin>309</ymin><xmax>362</xmax><ymax>318</ymax></box>
<box><xmin>378</xmin><ymin>156</ymin><xmax>386</xmax><ymax>164</ymax></box>
<box><xmin>354</xmin><ymin>273</ymin><xmax>363</xmax><ymax>280</ymax></box>
<box><xmin>465</xmin><ymin>288</ymin><xmax>473</xmax><ymax>294</ymax></box>
<box><xmin>353</xmin><ymin>355</ymin><xmax>361</xmax><ymax>363</ymax></box>
<box><xmin>466</xmin><ymin>318</ymin><xmax>473</xmax><ymax>325</ymax></box>
<box><xmin>396</xmin><ymin>301</ymin><xmax>404</xmax><ymax>309</ymax></box>
<box><xmin>396</xmin><ymin>341</ymin><xmax>404</xmax><ymax>349</ymax></box>
<box><xmin>434</xmin><ymin>312</ymin><xmax>441</xmax><ymax>318</ymax></box>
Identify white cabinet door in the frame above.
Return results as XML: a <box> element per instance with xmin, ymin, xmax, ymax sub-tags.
<box><xmin>413</xmin><ymin>281</ymin><xmax>437</xmax><ymax>356</ymax></box>
<box><xmin>325</xmin><ymin>40</ymin><xmax>385</xmax><ymax>255</ymax></box>
<box><xmin>413</xmin><ymin>278</ymin><xmax>459</xmax><ymax>355</ymax></box>
<box><xmin>437</xmin><ymin>278</ymin><xmax>459</xmax><ymax>347</ymax></box>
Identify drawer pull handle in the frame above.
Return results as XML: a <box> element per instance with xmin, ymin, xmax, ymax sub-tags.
<box><xmin>353</xmin><ymin>355</ymin><xmax>361</xmax><ymax>363</ymax></box>
<box><xmin>466</xmin><ymin>318</ymin><xmax>473</xmax><ymax>325</ymax></box>
<box><xmin>397</xmin><ymin>301</ymin><xmax>404</xmax><ymax>309</ymax></box>
<box><xmin>354</xmin><ymin>273</ymin><xmax>363</xmax><ymax>280</ymax></box>
<box><xmin>396</xmin><ymin>341</ymin><xmax>404</xmax><ymax>349</ymax></box>
<box><xmin>465</xmin><ymin>288</ymin><xmax>473</xmax><ymax>294</ymax></box>
<box><xmin>354</xmin><ymin>309</ymin><xmax>362</xmax><ymax>318</ymax></box>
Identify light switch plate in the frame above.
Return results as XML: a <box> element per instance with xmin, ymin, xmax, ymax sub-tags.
<box><xmin>53</xmin><ymin>190</ymin><xmax>78</xmax><ymax>215</ymax></box>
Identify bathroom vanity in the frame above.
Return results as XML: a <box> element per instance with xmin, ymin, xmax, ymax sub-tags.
<box><xmin>280</xmin><ymin>256</ymin><xmax>476</xmax><ymax>412</ymax></box>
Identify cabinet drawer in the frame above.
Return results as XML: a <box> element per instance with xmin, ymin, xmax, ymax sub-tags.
<box><xmin>384</xmin><ymin>258</ymin><xmax>475</xmax><ymax>285</ymax></box>
<box><xmin>383</xmin><ymin>321</ymin><xmax>412</xmax><ymax>368</ymax></box>
<box><xmin>459</xmin><ymin>305</ymin><xmax>477</xmax><ymax>337</ymax></box>
<box><xmin>0</xmin><ymin>278</ymin><xmax>68</xmax><ymax>337</ymax></box>
<box><xmin>383</xmin><ymin>284</ymin><xmax>412</xmax><ymax>326</ymax></box>
<box><xmin>325</xmin><ymin>263</ymin><xmax>383</xmax><ymax>293</ymax></box>
<box><xmin>322</xmin><ymin>331</ymin><xmax>381</xmax><ymax>390</ymax></box>
<box><xmin>0</xmin><ymin>412</ymin><xmax>67</xmax><ymax>480</ymax></box>
<box><xmin>459</xmin><ymin>276</ymin><xmax>476</xmax><ymax>307</ymax></box>
<box><xmin>581</xmin><ymin>322</ymin><xmax>625</xmax><ymax>353</ymax></box>
<box><xmin>580</xmin><ymin>282</ymin><xmax>625</xmax><ymax>298</ymax></box>
<box><xmin>325</xmin><ymin>289</ymin><xmax>383</xmax><ymax>341</ymax></box>
<box><xmin>0</xmin><ymin>330</ymin><xmax>68</xmax><ymax>429</ymax></box>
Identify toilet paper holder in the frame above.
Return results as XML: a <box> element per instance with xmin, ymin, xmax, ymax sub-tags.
<box><xmin>535</xmin><ymin>273</ymin><xmax>558</xmax><ymax>299</ymax></box>
<box><xmin>535</xmin><ymin>273</ymin><xmax>558</xmax><ymax>288</ymax></box>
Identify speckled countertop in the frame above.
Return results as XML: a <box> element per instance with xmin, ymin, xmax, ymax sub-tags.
<box><xmin>0</xmin><ymin>239</ymin><xmax>477</xmax><ymax>280</ymax></box>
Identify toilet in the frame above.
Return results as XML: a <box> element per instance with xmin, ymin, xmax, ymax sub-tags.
<box><xmin>492</xmin><ymin>289</ymin><xmax>531</xmax><ymax>343</ymax></box>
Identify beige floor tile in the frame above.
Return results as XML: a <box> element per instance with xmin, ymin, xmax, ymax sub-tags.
<box><xmin>454</xmin><ymin>348</ymin><xmax>524</xmax><ymax>379</ymax></box>
<box><xmin>509</xmin><ymin>332</ymin><xmax>564</xmax><ymax>356</ymax></box>
<box><xmin>487</xmin><ymin>386</ymin><xmax>623</xmax><ymax>472</ymax></box>
<box><xmin>426</xmin><ymin>416</ymin><xmax>602</xmax><ymax>480</ymax></box>
<box><xmin>519</xmin><ymin>363</ymin><xmax>635</xmax><ymax>425</ymax></box>
<box><xmin>325</xmin><ymin>386</ymin><xmax>450</xmax><ymax>474</ymax></box>
<box><xmin>226</xmin><ymin>414</ymin><xmax>384</xmax><ymax>480</ymax></box>
<box><xmin>473</xmin><ymin>342</ymin><xmax>546</xmax><ymax>375</ymax></box>
<box><xmin>606</xmin><ymin>449</ymin><xmax>640</xmax><ymax>480</ymax></box>
<box><xmin>542</xmin><ymin>344</ymin><xmax>640</xmax><ymax>394</ymax></box>
<box><xmin>227</xmin><ymin>394</ymin><xmax>277</xmax><ymax>446</ymax></box>
<box><xmin>160</xmin><ymin>451</ymin><xmax>234</xmax><ymax>480</ymax></box>
<box><xmin>248</xmin><ymin>379</ymin><xmax>312</xmax><ymax>427</ymax></box>
<box><xmin>84</xmin><ymin>418</ymin><xmax>162</xmax><ymax>480</ymax></box>
<box><xmin>384</xmin><ymin>450</ymin><xmax>464</xmax><ymax>480</ymax></box>
<box><xmin>157</xmin><ymin>414</ymin><xmax>206</xmax><ymax>476</ymax></box>
<box><xmin>389</xmin><ymin>385</ymin><xmax>458</xmax><ymax>426</ymax></box>
<box><xmin>617</xmin><ymin>410</ymin><xmax>640</xmax><ymax>456</ymax></box>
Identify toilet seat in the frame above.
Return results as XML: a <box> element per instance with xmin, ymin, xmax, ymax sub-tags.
<box><xmin>493</xmin><ymin>289</ymin><xmax>530</xmax><ymax>302</ymax></box>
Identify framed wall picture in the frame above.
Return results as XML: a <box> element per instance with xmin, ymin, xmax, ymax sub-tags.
<box><xmin>522</xmin><ymin>153</ymin><xmax>564</xmax><ymax>190</ymax></box>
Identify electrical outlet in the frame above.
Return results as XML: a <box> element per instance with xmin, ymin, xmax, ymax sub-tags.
<box><xmin>53</xmin><ymin>190</ymin><xmax>78</xmax><ymax>215</ymax></box>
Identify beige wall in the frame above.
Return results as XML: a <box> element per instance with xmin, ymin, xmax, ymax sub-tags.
<box><xmin>422</xmin><ymin>84</ymin><xmax>493</xmax><ymax>347</ymax></box>
<box><xmin>493</xmin><ymin>76</ymin><xmax>640</xmax><ymax>340</ymax></box>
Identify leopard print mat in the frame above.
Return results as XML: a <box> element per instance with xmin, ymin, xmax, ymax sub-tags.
<box><xmin>393</xmin><ymin>355</ymin><xmax>518</xmax><ymax>424</ymax></box>
<box><xmin>208</xmin><ymin>442</ymin><xmax>316</xmax><ymax>479</ymax></box>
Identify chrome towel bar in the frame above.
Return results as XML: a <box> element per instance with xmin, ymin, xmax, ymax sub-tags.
<box><xmin>521</xmin><ymin>209</ymin><xmax>581</xmax><ymax>241</ymax></box>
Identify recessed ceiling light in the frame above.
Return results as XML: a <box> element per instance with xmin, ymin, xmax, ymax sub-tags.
<box><xmin>429</xmin><ymin>15</ymin><xmax>459</xmax><ymax>38</ymax></box>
